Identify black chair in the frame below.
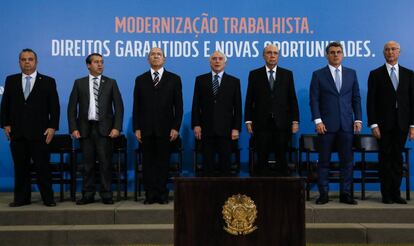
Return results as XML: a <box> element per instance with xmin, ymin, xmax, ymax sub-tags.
<box><xmin>112</xmin><ymin>135</ymin><xmax>128</xmax><ymax>201</ymax></box>
<box><xmin>298</xmin><ymin>134</ymin><xmax>350</xmax><ymax>200</ymax></box>
<box><xmin>73</xmin><ymin>134</ymin><xmax>128</xmax><ymax>201</ymax></box>
<box><xmin>193</xmin><ymin>139</ymin><xmax>240</xmax><ymax>176</ymax></box>
<box><xmin>31</xmin><ymin>134</ymin><xmax>74</xmax><ymax>202</ymax></box>
<box><xmin>248</xmin><ymin>136</ymin><xmax>298</xmax><ymax>176</ymax></box>
<box><xmin>134</xmin><ymin>136</ymin><xmax>183</xmax><ymax>201</ymax></box>
<box><xmin>354</xmin><ymin>134</ymin><xmax>410</xmax><ymax>200</ymax></box>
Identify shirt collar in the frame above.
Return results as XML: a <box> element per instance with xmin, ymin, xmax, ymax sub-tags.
<box><xmin>266</xmin><ymin>65</ymin><xmax>277</xmax><ymax>73</ymax></box>
<box><xmin>22</xmin><ymin>71</ymin><xmax>37</xmax><ymax>80</ymax></box>
<box><xmin>89</xmin><ymin>74</ymin><xmax>102</xmax><ymax>80</ymax></box>
<box><xmin>151</xmin><ymin>67</ymin><xmax>164</xmax><ymax>77</ymax></box>
<box><xmin>212</xmin><ymin>70</ymin><xmax>224</xmax><ymax>78</ymax></box>
<box><xmin>386</xmin><ymin>62</ymin><xmax>399</xmax><ymax>71</ymax></box>
<box><xmin>328</xmin><ymin>64</ymin><xmax>342</xmax><ymax>73</ymax></box>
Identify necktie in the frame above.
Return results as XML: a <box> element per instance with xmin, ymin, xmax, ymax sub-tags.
<box><xmin>212</xmin><ymin>74</ymin><xmax>219</xmax><ymax>96</ymax></box>
<box><xmin>153</xmin><ymin>71</ymin><xmax>160</xmax><ymax>87</ymax></box>
<box><xmin>24</xmin><ymin>76</ymin><xmax>31</xmax><ymax>100</ymax></box>
<box><xmin>268</xmin><ymin>70</ymin><xmax>275</xmax><ymax>91</ymax></box>
<box><xmin>390</xmin><ymin>66</ymin><xmax>398</xmax><ymax>90</ymax></box>
<box><xmin>334</xmin><ymin>68</ymin><xmax>341</xmax><ymax>92</ymax></box>
<box><xmin>93</xmin><ymin>77</ymin><xmax>99</xmax><ymax>120</ymax></box>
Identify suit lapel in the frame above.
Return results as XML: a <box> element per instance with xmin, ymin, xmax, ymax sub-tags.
<box><xmin>98</xmin><ymin>76</ymin><xmax>107</xmax><ymax>97</ymax></box>
<box><xmin>26</xmin><ymin>73</ymin><xmax>43</xmax><ymax>101</ymax></box>
<box><xmin>381</xmin><ymin>65</ymin><xmax>395</xmax><ymax>91</ymax></box>
<box><xmin>262</xmin><ymin>66</ymin><xmax>272</xmax><ymax>91</ymax></box>
<box><xmin>324</xmin><ymin>66</ymin><xmax>339</xmax><ymax>94</ymax></box>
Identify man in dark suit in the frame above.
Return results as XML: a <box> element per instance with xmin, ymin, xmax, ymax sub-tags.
<box><xmin>310</xmin><ymin>42</ymin><xmax>362</xmax><ymax>205</ymax></box>
<box><xmin>367</xmin><ymin>41</ymin><xmax>414</xmax><ymax>204</ymax></box>
<box><xmin>133</xmin><ymin>47</ymin><xmax>183</xmax><ymax>204</ymax></box>
<box><xmin>191</xmin><ymin>51</ymin><xmax>242</xmax><ymax>176</ymax></box>
<box><xmin>1</xmin><ymin>48</ymin><xmax>60</xmax><ymax>207</ymax></box>
<box><xmin>245</xmin><ymin>44</ymin><xmax>299</xmax><ymax>177</ymax></box>
<box><xmin>68</xmin><ymin>53</ymin><xmax>124</xmax><ymax>205</ymax></box>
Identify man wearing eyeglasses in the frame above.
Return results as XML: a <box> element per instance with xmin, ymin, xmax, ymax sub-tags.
<box><xmin>367</xmin><ymin>41</ymin><xmax>414</xmax><ymax>204</ymax></box>
<box><xmin>245</xmin><ymin>44</ymin><xmax>300</xmax><ymax>177</ymax></box>
<box><xmin>310</xmin><ymin>41</ymin><xmax>362</xmax><ymax>205</ymax></box>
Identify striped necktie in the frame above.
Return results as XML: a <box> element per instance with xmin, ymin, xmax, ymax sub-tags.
<box><xmin>93</xmin><ymin>77</ymin><xmax>99</xmax><ymax>120</ymax></box>
<box><xmin>212</xmin><ymin>74</ymin><xmax>219</xmax><ymax>96</ymax></box>
<box><xmin>153</xmin><ymin>71</ymin><xmax>160</xmax><ymax>87</ymax></box>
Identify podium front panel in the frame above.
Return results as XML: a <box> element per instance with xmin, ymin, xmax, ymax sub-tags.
<box><xmin>174</xmin><ymin>177</ymin><xmax>305</xmax><ymax>246</ymax></box>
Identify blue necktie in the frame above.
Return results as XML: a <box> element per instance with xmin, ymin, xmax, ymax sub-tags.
<box><xmin>212</xmin><ymin>74</ymin><xmax>219</xmax><ymax>96</ymax></box>
<box><xmin>24</xmin><ymin>76</ymin><xmax>31</xmax><ymax>100</ymax></box>
<box><xmin>268</xmin><ymin>70</ymin><xmax>275</xmax><ymax>91</ymax></box>
<box><xmin>334</xmin><ymin>68</ymin><xmax>341</xmax><ymax>92</ymax></box>
<box><xmin>390</xmin><ymin>66</ymin><xmax>398</xmax><ymax>90</ymax></box>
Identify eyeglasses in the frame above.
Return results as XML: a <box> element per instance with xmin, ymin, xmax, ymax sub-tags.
<box><xmin>328</xmin><ymin>50</ymin><xmax>343</xmax><ymax>55</ymax></box>
<box><xmin>265</xmin><ymin>51</ymin><xmax>279</xmax><ymax>55</ymax></box>
<box><xmin>384</xmin><ymin>47</ymin><xmax>400</xmax><ymax>52</ymax></box>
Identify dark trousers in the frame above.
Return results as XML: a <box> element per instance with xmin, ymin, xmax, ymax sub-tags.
<box><xmin>201</xmin><ymin>135</ymin><xmax>232</xmax><ymax>177</ymax></box>
<box><xmin>141</xmin><ymin>135</ymin><xmax>170</xmax><ymax>200</ymax></box>
<box><xmin>317</xmin><ymin>131</ymin><xmax>353</xmax><ymax>196</ymax></box>
<box><xmin>80</xmin><ymin>122</ymin><xmax>113</xmax><ymax>199</ymax></box>
<box><xmin>10</xmin><ymin>137</ymin><xmax>54</xmax><ymax>203</ymax></box>
<box><xmin>378</xmin><ymin>128</ymin><xmax>407</xmax><ymax>200</ymax></box>
<box><xmin>255</xmin><ymin>117</ymin><xmax>289</xmax><ymax>177</ymax></box>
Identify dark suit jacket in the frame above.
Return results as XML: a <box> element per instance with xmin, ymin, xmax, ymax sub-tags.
<box><xmin>191</xmin><ymin>72</ymin><xmax>242</xmax><ymax>137</ymax></box>
<box><xmin>133</xmin><ymin>70</ymin><xmax>183</xmax><ymax>137</ymax></box>
<box><xmin>367</xmin><ymin>64</ymin><xmax>414</xmax><ymax>131</ymax></box>
<box><xmin>67</xmin><ymin>75</ymin><xmax>124</xmax><ymax>137</ymax></box>
<box><xmin>244</xmin><ymin>66</ymin><xmax>299</xmax><ymax>131</ymax></box>
<box><xmin>310</xmin><ymin>65</ymin><xmax>362</xmax><ymax>133</ymax></box>
<box><xmin>0</xmin><ymin>73</ymin><xmax>60</xmax><ymax>140</ymax></box>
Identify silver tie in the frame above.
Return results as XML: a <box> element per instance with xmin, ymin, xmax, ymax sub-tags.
<box><xmin>390</xmin><ymin>66</ymin><xmax>398</xmax><ymax>91</ymax></box>
<box><xmin>24</xmin><ymin>76</ymin><xmax>31</xmax><ymax>100</ymax></box>
<box><xmin>335</xmin><ymin>68</ymin><xmax>341</xmax><ymax>92</ymax></box>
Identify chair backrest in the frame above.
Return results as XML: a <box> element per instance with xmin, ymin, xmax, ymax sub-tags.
<box><xmin>49</xmin><ymin>134</ymin><xmax>73</xmax><ymax>152</ymax></box>
<box><xmin>300</xmin><ymin>134</ymin><xmax>318</xmax><ymax>152</ymax></box>
<box><xmin>354</xmin><ymin>134</ymin><xmax>379</xmax><ymax>152</ymax></box>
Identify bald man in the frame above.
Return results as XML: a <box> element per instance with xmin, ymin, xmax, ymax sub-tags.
<box><xmin>191</xmin><ymin>51</ymin><xmax>242</xmax><ymax>176</ymax></box>
<box><xmin>367</xmin><ymin>41</ymin><xmax>414</xmax><ymax>204</ymax></box>
<box><xmin>245</xmin><ymin>44</ymin><xmax>299</xmax><ymax>177</ymax></box>
<box><xmin>133</xmin><ymin>47</ymin><xmax>183</xmax><ymax>204</ymax></box>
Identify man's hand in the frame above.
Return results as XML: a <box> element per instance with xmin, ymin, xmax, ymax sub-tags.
<box><xmin>354</xmin><ymin>122</ymin><xmax>362</xmax><ymax>133</ymax></box>
<box><xmin>135</xmin><ymin>130</ymin><xmax>142</xmax><ymax>143</ymax></box>
<box><xmin>246</xmin><ymin>122</ymin><xmax>253</xmax><ymax>135</ymax></box>
<box><xmin>170</xmin><ymin>129</ymin><xmax>179</xmax><ymax>142</ymax></box>
<box><xmin>44</xmin><ymin>128</ymin><xmax>55</xmax><ymax>144</ymax></box>
<box><xmin>408</xmin><ymin>128</ymin><xmax>414</xmax><ymax>140</ymax></box>
<box><xmin>194</xmin><ymin>126</ymin><xmax>202</xmax><ymax>140</ymax></box>
<box><xmin>315</xmin><ymin>122</ymin><xmax>327</xmax><ymax>134</ymax></box>
<box><xmin>109</xmin><ymin>129</ymin><xmax>120</xmax><ymax>138</ymax></box>
<box><xmin>371</xmin><ymin>127</ymin><xmax>381</xmax><ymax>139</ymax></box>
<box><xmin>3</xmin><ymin>126</ymin><xmax>11</xmax><ymax>140</ymax></box>
<box><xmin>231</xmin><ymin>129</ymin><xmax>239</xmax><ymax>140</ymax></box>
<box><xmin>71</xmin><ymin>130</ymin><xmax>81</xmax><ymax>139</ymax></box>
<box><xmin>292</xmin><ymin>122</ymin><xmax>299</xmax><ymax>134</ymax></box>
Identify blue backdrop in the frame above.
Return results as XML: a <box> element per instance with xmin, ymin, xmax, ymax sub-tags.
<box><xmin>1</xmin><ymin>0</ymin><xmax>413</xmax><ymax>191</ymax></box>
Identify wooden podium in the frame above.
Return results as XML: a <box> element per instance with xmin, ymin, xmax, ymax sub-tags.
<box><xmin>174</xmin><ymin>177</ymin><xmax>305</xmax><ymax>246</ymax></box>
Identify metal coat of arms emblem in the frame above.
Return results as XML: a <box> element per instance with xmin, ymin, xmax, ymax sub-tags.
<box><xmin>222</xmin><ymin>194</ymin><xmax>258</xmax><ymax>235</ymax></box>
